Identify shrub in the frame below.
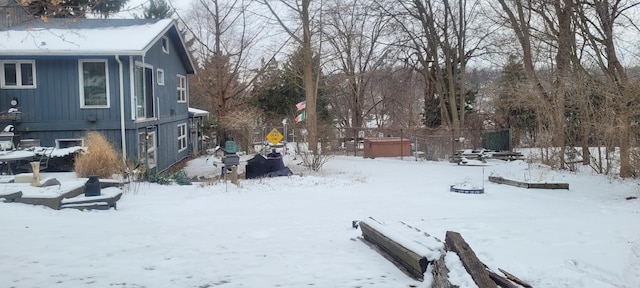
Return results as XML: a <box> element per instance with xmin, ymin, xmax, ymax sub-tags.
<box><xmin>148</xmin><ymin>170</ymin><xmax>172</xmax><ymax>185</ymax></box>
<box><xmin>173</xmin><ymin>171</ymin><xmax>192</xmax><ymax>185</ymax></box>
<box><xmin>74</xmin><ymin>131</ymin><xmax>124</xmax><ymax>178</ymax></box>
<box><xmin>148</xmin><ymin>170</ymin><xmax>192</xmax><ymax>186</ymax></box>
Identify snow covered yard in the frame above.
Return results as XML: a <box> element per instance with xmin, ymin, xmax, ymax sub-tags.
<box><xmin>0</xmin><ymin>155</ymin><xmax>638</xmax><ymax>288</ymax></box>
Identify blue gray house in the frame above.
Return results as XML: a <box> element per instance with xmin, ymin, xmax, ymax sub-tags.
<box><xmin>0</xmin><ymin>14</ymin><xmax>197</xmax><ymax>171</ymax></box>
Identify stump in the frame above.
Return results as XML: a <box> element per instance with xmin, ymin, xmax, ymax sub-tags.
<box><xmin>30</xmin><ymin>161</ymin><xmax>40</xmax><ymax>187</ymax></box>
<box><xmin>230</xmin><ymin>166</ymin><xmax>238</xmax><ymax>185</ymax></box>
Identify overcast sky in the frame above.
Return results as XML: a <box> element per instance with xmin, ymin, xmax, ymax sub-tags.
<box><xmin>115</xmin><ymin>0</ymin><xmax>192</xmax><ymax>19</ymax></box>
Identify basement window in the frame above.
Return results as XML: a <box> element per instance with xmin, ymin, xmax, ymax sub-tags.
<box><xmin>56</xmin><ymin>138</ymin><xmax>84</xmax><ymax>149</ymax></box>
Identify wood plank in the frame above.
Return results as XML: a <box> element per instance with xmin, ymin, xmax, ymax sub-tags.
<box><xmin>445</xmin><ymin>231</ymin><xmax>496</xmax><ymax>288</ymax></box>
<box><xmin>430</xmin><ymin>254</ymin><xmax>452</xmax><ymax>288</ymax></box>
<box><xmin>488</xmin><ymin>270</ymin><xmax>519</xmax><ymax>288</ymax></box>
<box><xmin>528</xmin><ymin>182</ymin><xmax>569</xmax><ymax>189</ymax></box>
<box><xmin>0</xmin><ymin>190</ymin><xmax>22</xmax><ymax>202</ymax></box>
<box><xmin>359</xmin><ymin>221</ymin><xmax>428</xmax><ymax>280</ymax></box>
<box><xmin>499</xmin><ymin>268</ymin><xmax>533</xmax><ymax>288</ymax></box>
<box><xmin>488</xmin><ymin>176</ymin><xmax>569</xmax><ymax>190</ymax></box>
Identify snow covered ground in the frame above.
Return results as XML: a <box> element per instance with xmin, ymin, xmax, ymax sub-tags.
<box><xmin>1</xmin><ymin>153</ymin><xmax>639</xmax><ymax>288</ymax></box>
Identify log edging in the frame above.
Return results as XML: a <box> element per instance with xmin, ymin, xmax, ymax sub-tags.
<box><xmin>359</xmin><ymin>221</ymin><xmax>429</xmax><ymax>280</ymax></box>
<box><xmin>489</xmin><ymin>176</ymin><xmax>569</xmax><ymax>189</ymax></box>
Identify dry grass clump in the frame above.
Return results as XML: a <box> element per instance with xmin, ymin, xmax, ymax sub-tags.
<box><xmin>75</xmin><ymin>131</ymin><xmax>123</xmax><ymax>178</ymax></box>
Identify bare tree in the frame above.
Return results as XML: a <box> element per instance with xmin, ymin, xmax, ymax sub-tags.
<box><xmin>574</xmin><ymin>0</ymin><xmax>640</xmax><ymax>177</ymax></box>
<box><xmin>261</xmin><ymin>0</ymin><xmax>321</xmax><ymax>154</ymax></box>
<box><xmin>380</xmin><ymin>0</ymin><xmax>488</xmax><ymax>132</ymax></box>
<box><xmin>176</xmin><ymin>0</ymin><xmax>274</xmax><ymax>144</ymax></box>
<box><xmin>322</xmin><ymin>0</ymin><xmax>392</xmax><ymax>130</ymax></box>
<box><xmin>494</xmin><ymin>0</ymin><xmax>572</xmax><ymax>167</ymax></box>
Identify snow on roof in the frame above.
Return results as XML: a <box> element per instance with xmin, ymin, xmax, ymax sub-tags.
<box><xmin>188</xmin><ymin>107</ymin><xmax>210</xmax><ymax>117</ymax></box>
<box><xmin>0</xmin><ymin>18</ymin><xmax>175</xmax><ymax>55</ymax></box>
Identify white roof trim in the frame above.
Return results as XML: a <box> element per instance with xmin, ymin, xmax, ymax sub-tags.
<box><xmin>188</xmin><ymin>107</ymin><xmax>210</xmax><ymax>117</ymax></box>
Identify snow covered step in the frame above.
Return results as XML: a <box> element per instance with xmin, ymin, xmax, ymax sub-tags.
<box><xmin>0</xmin><ymin>189</ymin><xmax>22</xmax><ymax>202</ymax></box>
<box><xmin>60</xmin><ymin>187</ymin><xmax>123</xmax><ymax>210</ymax></box>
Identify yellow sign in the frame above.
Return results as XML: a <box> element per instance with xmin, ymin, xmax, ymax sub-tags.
<box><xmin>266</xmin><ymin>128</ymin><xmax>283</xmax><ymax>145</ymax></box>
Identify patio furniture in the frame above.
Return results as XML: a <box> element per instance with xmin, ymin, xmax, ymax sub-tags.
<box><xmin>16</xmin><ymin>147</ymin><xmax>54</xmax><ymax>173</ymax></box>
<box><xmin>0</xmin><ymin>150</ymin><xmax>36</xmax><ymax>175</ymax></box>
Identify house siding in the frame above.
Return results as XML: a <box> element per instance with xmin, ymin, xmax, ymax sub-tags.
<box><xmin>0</xmin><ymin>1</ymin><xmax>32</xmax><ymax>29</ymax></box>
<box><xmin>129</xmin><ymin>31</ymin><xmax>191</xmax><ymax>171</ymax></box>
<box><xmin>2</xmin><ymin>56</ymin><xmax>126</xmax><ymax>145</ymax></box>
<box><xmin>0</xmin><ymin>20</ymin><xmax>194</xmax><ymax>172</ymax></box>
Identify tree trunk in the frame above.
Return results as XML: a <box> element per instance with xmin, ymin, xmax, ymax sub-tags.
<box><xmin>554</xmin><ymin>0</ymin><xmax>573</xmax><ymax>170</ymax></box>
<box><xmin>301</xmin><ymin>0</ymin><xmax>318</xmax><ymax>154</ymax></box>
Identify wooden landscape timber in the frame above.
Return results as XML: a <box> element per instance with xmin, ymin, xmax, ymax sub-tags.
<box><xmin>488</xmin><ymin>176</ymin><xmax>569</xmax><ymax>190</ymax></box>
<box><xmin>444</xmin><ymin>231</ymin><xmax>533</xmax><ymax>288</ymax></box>
<box><xmin>359</xmin><ymin>220</ymin><xmax>532</xmax><ymax>287</ymax></box>
<box><xmin>488</xmin><ymin>270</ymin><xmax>519</xmax><ymax>288</ymax></box>
<box><xmin>445</xmin><ymin>231</ymin><xmax>497</xmax><ymax>287</ymax></box>
<box><xmin>0</xmin><ymin>190</ymin><xmax>22</xmax><ymax>202</ymax></box>
<box><xmin>358</xmin><ymin>221</ymin><xmax>430</xmax><ymax>281</ymax></box>
<box><xmin>59</xmin><ymin>187</ymin><xmax>123</xmax><ymax>210</ymax></box>
<box><xmin>499</xmin><ymin>268</ymin><xmax>534</xmax><ymax>288</ymax></box>
<box><xmin>430</xmin><ymin>255</ymin><xmax>452</xmax><ymax>288</ymax></box>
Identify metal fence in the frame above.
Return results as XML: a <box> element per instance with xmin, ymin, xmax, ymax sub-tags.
<box><xmin>238</xmin><ymin>126</ymin><xmax>512</xmax><ymax>161</ymax></box>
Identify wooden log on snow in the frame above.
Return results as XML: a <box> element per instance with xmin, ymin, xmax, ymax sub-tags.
<box><xmin>444</xmin><ymin>231</ymin><xmax>496</xmax><ymax>288</ymax></box>
<box><xmin>431</xmin><ymin>254</ymin><xmax>452</xmax><ymax>288</ymax></box>
<box><xmin>359</xmin><ymin>221</ymin><xmax>428</xmax><ymax>280</ymax></box>
<box><xmin>488</xmin><ymin>176</ymin><xmax>529</xmax><ymax>188</ymax></box>
<box><xmin>488</xmin><ymin>176</ymin><xmax>569</xmax><ymax>190</ymax></box>
<box><xmin>488</xmin><ymin>270</ymin><xmax>519</xmax><ymax>288</ymax></box>
<box><xmin>499</xmin><ymin>268</ymin><xmax>533</xmax><ymax>288</ymax></box>
<box><xmin>527</xmin><ymin>182</ymin><xmax>569</xmax><ymax>189</ymax></box>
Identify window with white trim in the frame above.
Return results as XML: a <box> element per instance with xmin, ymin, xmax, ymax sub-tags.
<box><xmin>162</xmin><ymin>36</ymin><xmax>169</xmax><ymax>54</ymax></box>
<box><xmin>178</xmin><ymin>123</ymin><xmax>187</xmax><ymax>151</ymax></box>
<box><xmin>177</xmin><ymin>74</ymin><xmax>187</xmax><ymax>102</ymax></box>
<box><xmin>79</xmin><ymin>60</ymin><xmax>110</xmax><ymax>108</ymax></box>
<box><xmin>56</xmin><ymin>138</ymin><xmax>84</xmax><ymax>149</ymax></box>
<box><xmin>134</xmin><ymin>63</ymin><xmax>155</xmax><ymax>119</ymax></box>
<box><xmin>1</xmin><ymin>60</ymin><xmax>36</xmax><ymax>88</ymax></box>
<box><xmin>157</xmin><ymin>69</ymin><xmax>165</xmax><ymax>86</ymax></box>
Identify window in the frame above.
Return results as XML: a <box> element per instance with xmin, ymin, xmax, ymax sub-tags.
<box><xmin>79</xmin><ymin>60</ymin><xmax>109</xmax><ymax>108</ymax></box>
<box><xmin>157</xmin><ymin>69</ymin><xmax>165</xmax><ymax>86</ymax></box>
<box><xmin>177</xmin><ymin>74</ymin><xmax>186</xmax><ymax>102</ymax></box>
<box><xmin>56</xmin><ymin>138</ymin><xmax>84</xmax><ymax>149</ymax></box>
<box><xmin>162</xmin><ymin>36</ymin><xmax>169</xmax><ymax>54</ymax></box>
<box><xmin>134</xmin><ymin>63</ymin><xmax>155</xmax><ymax>119</ymax></box>
<box><xmin>178</xmin><ymin>123</ymin><xmax>187</xmax><ymax>152</ymax></box>
<box><xmin>1</xmin><ymin>60</ymin><xmax>36</xmax><ymax>88</ymax></box>
<box><xmin>138</xmin><ymin>131</ymin><xmax>157</xmax><ymax>169</ymax></box>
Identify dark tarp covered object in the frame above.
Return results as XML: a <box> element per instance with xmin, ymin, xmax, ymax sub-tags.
<box><xmin>245</xmin><ymin>154</ymin><xmax>270</xmax><ymax>179</ymax></box>
<box><xmin>245</xmin><ymin>152</ymin><xmax>291</xmax><ymax>179</ymax></box>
